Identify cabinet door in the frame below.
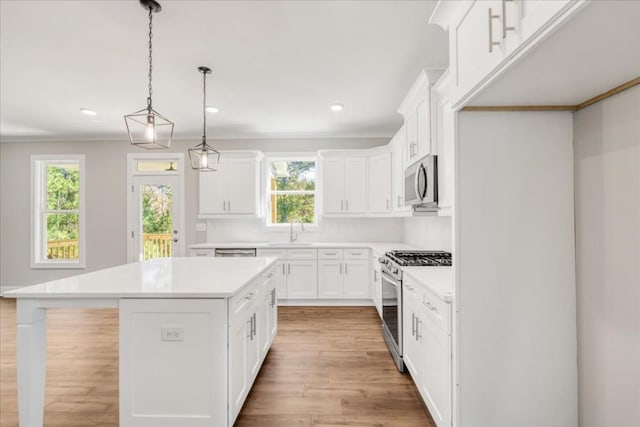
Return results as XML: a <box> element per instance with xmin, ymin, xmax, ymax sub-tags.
<box><xmin>344</xmin><ymin>157</ymin><xmax>367</xmax><ymax>213</ymax></box>
<box><xmin>406</xmin><ymin>108</ymin><xmax>419</xmax><ymax>164</ymax></box>
<box><xmin>286</xmin><ymin>261</ymin><xmax>318</xmax><ymax>299</ymax></box>
<box><xmin>199</xmin><ymin>161</ymin><xmax>226</xmax><ymax>215</ymax></box>
<box><xmin>402</xmin><ymin>294</ymin><xmax>419</xmax><ymax>379</ymax></box>
<box><xmin>322</xmin><ymin>158</ymin><xmax>345</xmax><ymax>214</ymax></box>
<box><xmin>422</xmin><ymin>314</ymin><xmax>452</xmax><ymax>427</ymax></box>
<box><xmin>274</xmin><ymin>261</ymin><xmax>287</xmax><ymax>299</ymax></box>
<box><xmin>415</xmin><ymin>97</ymin><xmax>432</xmax><ymax>159</ymax></box>
<box><xmin>433</xmin><ymin>94</ymin><xmax>454</xmax><ymax>214</ymax></box>
<box><xmin>229</xmin><ymin>318</ymin><xmax>249</xmax><ymax>423</ymax></box>
<box><xmin>343</xmin><ymin>260</ymin><xmax>369</xmax><ymax>299</ymax></box>
<box><xmin>247</xmin><ymin>311</ymin><xmax>261</xmax><ymax>380</ymax></box>
<box><xmin>318</xmin><ymin>260</ymin><xmax>344</xmax><ymax>298</ymax></box>
<box><xmin>259</xmin><ymin>292</ymin><xmax>271</xmax><ymax>356</ymax></box>
<box><xmin>371</xmin><ymin>260</ymin><xmax>383</xmax><ymax>318</ymax></box>
<box><xmin>268</xmin><ymin>288</ymin><xmax>277</xmax><ymax>346</ymax></box>
<box><xmin>369</xmin><ymin>153</ymin><xmax>392</xmax><ymax>213</ymax></box>
<box><xmin>225</xmin><ymin>159</ymin><xmax>256</xmax><ymax>214</ymax></box>
<box><xmin>452</xmin><ymin>0</ymin><xmax>503</xmax><ymax>103</ymax></box>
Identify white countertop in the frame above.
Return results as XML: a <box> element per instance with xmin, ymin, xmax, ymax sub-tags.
<box><xmin>403</xmin><ymin>267</ymin><xmax>454</xmax><ymax>302</ymax></box>
<box><xmin>4</xmin><ymin>257</ymin><xmax>277</xmax><ymax>299</ymax></box>
<box><xmin>189</xmin><ymin>241</ymin><xmax>419</xmax><ymax>255</ymax></box>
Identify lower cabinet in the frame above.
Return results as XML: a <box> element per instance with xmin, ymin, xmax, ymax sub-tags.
<box><xmin>229</xmin><ymin>267</ymin><xmax>277</xmax><ymax>425</ymax></box>
<box><xmin>402</xmin><ymin>275</ymin><xmax>452</xmax><ymax>427</ymax></box>
<box><xmin>287</xmin><ymin>260</ymin><xmax>318</xmax><ymax>298</ymax></box>
<box><xmin>318</xmin><ymin>249</ymin><xmax>370</xmax><ymax>299</ymax></box>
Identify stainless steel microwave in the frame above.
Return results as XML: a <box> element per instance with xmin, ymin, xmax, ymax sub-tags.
<box><xmin>404</xmin><ymin>155</ymin><xmax>438</xmax><ymax>210</ymax></box>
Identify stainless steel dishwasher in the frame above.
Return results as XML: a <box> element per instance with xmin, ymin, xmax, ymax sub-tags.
<box><xmin>214</xmin><ymin>248</ymin><xmax>257</xmax><ymax>257</ymax></box>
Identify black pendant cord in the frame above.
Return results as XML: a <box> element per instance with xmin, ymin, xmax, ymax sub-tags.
<box><xmin>202</xmin><ymin>69</ymin><xmax>207</xmax><ymax>145</ymax></box>
<box><xmin>147</xmin><ymin>7</ymin><xmax>153</xmax><ymax>111</ymax></box>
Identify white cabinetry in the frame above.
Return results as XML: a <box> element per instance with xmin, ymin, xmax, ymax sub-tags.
<box><xmin>430</xmin><ymin>70</ymin><xmax>455</xmax><ymax>215</ymax></box>
<box><xmin>318</xmin><ymin>249</ymin><xmax>369</xmax><ymax>299</ymax></box>
<box><xmin>368</xmin><ymin>152</ymin><xmax>392</xmax><ymax>213</ymax></box>
<box><xmin>431</xmin><ymin>0</ymin><xmax>578</xmax><ymax>108</ymax></box>
<box><xmin>398</xmin><ymin>70</ymin><xmax>443</xmax><ymax>165</ymax></box>
<box><xmin>198</xmin><ymin>152</ymin><xmax>262</xmax><ymax>217</ymax></box>
<box><xmin>257</xmin><ymin>248</ymin><xmax>318</xmax><ymax>300</ymax></box>
<box><xmin>390</xmin><ymin>126</ymin><xmax>412</xmax><ymax>214</ymax></box>
<box><xmin>402</xmin><ymin>274</ymin><xmax>452</xmax><ymax>427</ymax></box>
<box><xmin>257</xmin><ymin>249</ymin><xmax>287</xmax><ymax>299</ymax></box>
<box><xmin>321</xmin><ymin>155</ymin><xmax>367</xmax><ymax>215</ymax></box>
<box><xmin>370</xmin><ymin>252</ymin><xmax>383</xmax><ymax>318</ymax></box>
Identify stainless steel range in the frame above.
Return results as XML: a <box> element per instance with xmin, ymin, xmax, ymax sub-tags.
<box><xmin>379</xmin><ymin>250</ymin><xmax>452</xmax><ymax>371</ymax></box>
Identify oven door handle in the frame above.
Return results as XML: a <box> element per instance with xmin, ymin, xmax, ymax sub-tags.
<box><xmin>381</xmin><ymin>271</ymin><xmax>400</xmax><ymax>288</ymax></box>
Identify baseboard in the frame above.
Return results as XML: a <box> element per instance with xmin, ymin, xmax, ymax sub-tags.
<box><xmin>278</xmin><ymin>299</ymin><xmax>374</xmax><ymax>307</ymax></box>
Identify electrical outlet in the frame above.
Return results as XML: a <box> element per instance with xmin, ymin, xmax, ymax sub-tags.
<box><xmin>161</xmin><ymin>326</ymin><xmax>184</xmax><ymax>342</ymax></box>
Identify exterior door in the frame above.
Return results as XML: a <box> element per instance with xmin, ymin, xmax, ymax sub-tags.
<box><xmin>132</xmin><ymin>175</ymin><xmax>182</xmax><ymax>261</ymax></box>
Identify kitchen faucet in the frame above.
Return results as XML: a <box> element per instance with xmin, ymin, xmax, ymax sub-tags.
<box><xmin>289</xmin><ymin>219</ymin><xmax>305</xmax><ymax>243</ymax></box>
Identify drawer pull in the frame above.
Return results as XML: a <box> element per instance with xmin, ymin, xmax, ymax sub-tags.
<box><xmin>324</xmin><ymin>252</ymin><xmax>337</xmax><ymax>255</ymax></box>
<box><xmin>502</xmin><ymin>0</ymin><xmax>515</xmax><ymax>39</ymax></box>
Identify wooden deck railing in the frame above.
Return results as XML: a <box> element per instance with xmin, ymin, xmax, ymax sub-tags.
<box><xmin>142</xmin><ymin>233</ymin><xmax>173</xmax><ymax>259</ymax></box>
<box><xmin>47</xmin><ymin>239</ymin><xmax>80</xmax><ymax>260</ymax></box>
<box><xmin>46</xmin><ymin>233</ymin><xmax>173</xmax><ymax>260</ymax></box>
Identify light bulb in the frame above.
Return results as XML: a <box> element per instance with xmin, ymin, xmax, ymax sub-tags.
<box><xmin>145</xmin><ymin>115</ymin><xmax>155</xmax><ymax>142</ymax></box>
<box><xmin>200</xmin><ymin>150</ymin><xmax>208</xmax><ymax>169</ymax></box>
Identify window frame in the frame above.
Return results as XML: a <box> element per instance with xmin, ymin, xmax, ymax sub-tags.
<box><xmin>264</xmin><ymin>154</ymin><xmax>320</xmax><ymax>230</ymax></box>
<box><xmin>31</xmin><ymin>155</ymin><xmax>86</xmax><ymax>269</ymax></box>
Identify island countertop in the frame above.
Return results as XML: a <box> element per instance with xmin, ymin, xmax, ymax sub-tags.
<box><xmin>4</xmin><ymin>257</ymin><xmax>277</xmax><ymax>299</ymax></box>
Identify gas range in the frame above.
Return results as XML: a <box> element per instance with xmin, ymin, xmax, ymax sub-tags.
<box><xmin>379</xmin><ymin>250</ymin><xmax>452</xmax><ymax>280</ymax></box>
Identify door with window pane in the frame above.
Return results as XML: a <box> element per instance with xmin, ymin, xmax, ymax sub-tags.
<box><xmin>132</xmin><ymin>175</ymin><xmax>182</xmax><ymax>261</ymax></box>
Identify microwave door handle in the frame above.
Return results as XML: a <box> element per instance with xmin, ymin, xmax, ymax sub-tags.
<box><xmin>419</xmin><ymin>163</ymin><xmax>428</xmax><ymax>199</ymax></box>
<box><xmin>414</xmin><ymin>164</ymin><xmax>422</xmax><ymax>202</ymax></box>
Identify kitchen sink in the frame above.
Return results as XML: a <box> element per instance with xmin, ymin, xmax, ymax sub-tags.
<box><xmin>266</xmin><ymin>242</ymin><xmax>313</xmax><ymax>247</ymax></box>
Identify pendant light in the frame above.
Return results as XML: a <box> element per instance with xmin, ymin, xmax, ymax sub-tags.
<box><xmin>124</xmin><ymin>0</ymin><xmax>174</xmax><ymax>149</ymax></box>
<box><xmin>188</xmin><ymin>66</ymin><xmax>220</xmax><ymax>171</ymax></box>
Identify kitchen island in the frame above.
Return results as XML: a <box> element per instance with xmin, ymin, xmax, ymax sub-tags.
<box><xmin>4</xmin><ymin>256</ymin><xmax>278</xmax><ymax>427</ymax></box>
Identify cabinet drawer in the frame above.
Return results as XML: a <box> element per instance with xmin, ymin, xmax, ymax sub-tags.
<box><xmin>318</xmin><ymin>249</ymin><xmax>344</xmax><ymax>260</ymax></box>
<box><xmin>344</xmin><ymin>249</ymin><xmax>369</xmax><ymax>260</ymax></box>
<box><xmin>229</xmin><ymin>278</ymin><xmax>260</xmax><ymax>321</ymax></box>
<box><xmin>257</xmin><ymin>249</ymin><xmax>286</xmax><ymax>259</ymax></box>
<box><xmin>189</xmin><ymin>249</ymin><xmax>215</xmax><ymax>257</ymax></box>
<box><xmin>421</xmin><ymin>287</ymin><xmax>451</xmax><ymax>334</ymax></box>
<box><xmin>286</xmin><ymin>248</ymin><xmax>318</xmax><ymax>260</ymax></box>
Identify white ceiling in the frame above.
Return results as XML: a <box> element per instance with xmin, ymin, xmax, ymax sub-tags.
<box><xmin>0</xmin><ymin>0</ymin><xmax>448</xmax><ymax>141</ymax></box>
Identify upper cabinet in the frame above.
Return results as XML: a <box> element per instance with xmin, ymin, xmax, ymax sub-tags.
<box><xmin>321</xmin><ymin>154</ymin><xmax>368</xmax><ymax>215</ymax></box>
<box><xmin>430</xmin><ymin>70</ymin><xmax>454</xmax><ymax>216</ymax></box>
<box><xmin>430</xmin><ymin>0</ymin><xmax>590</xmax><ymax>108</ymax></box>
<box><xmin>198</xmin><ymin>151</ymin><xmax>262</xmax><ymax>218</ymax></box>
<box><xmin>390</xmin><ymin>127</ymin><xmax>412</xmax><ymax>215</ymax></box>
<box><xmin>398</xmin><ymin>69</ymin><xmax>444</xmax><ymax>165</ymax></box>
<box><xmin>368</xmin><ymin>151</ymin><xmax>392</xmax><ymax>214</ymax></box>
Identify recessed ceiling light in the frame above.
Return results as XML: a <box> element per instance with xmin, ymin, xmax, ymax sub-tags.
<box><xmin>80</xmin><ymin>108</ymin><xmax>96</xmax><ymax>116</ymax></box>
<box><xmin>205</xmin><ymin>106</ymin><xmax>219</xmax><ymax>113</ymax></box>
<box><xmin>330</xmin><ymin>103</ymin><xmax>344</xmax><ymax>112</ymax></box>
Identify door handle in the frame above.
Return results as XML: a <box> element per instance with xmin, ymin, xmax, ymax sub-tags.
<box><xmin>502</xmin><ymin>0</ymin><xmax>515</xmax><ymax>39</ymax></box>
<box><xmin>488</xmin><ymin>8</ymin><xmax>501</xmax><ymax>53</ymax></box>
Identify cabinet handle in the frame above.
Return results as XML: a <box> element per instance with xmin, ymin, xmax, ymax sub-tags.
<box><xmin>271</xmin><ymin>288</ymin><xmax>276</xmax><ymax>307</ymax></box>
<box><xmin>288</xmin><ymin>263</ymin><xmax>291</xmax><ymax>275</ymax></box>
<box><xmin>488</xmin><ymin>8</ymin><xmax>501</xmax><ymax>53</ymax></box>
<box><xmin>411</xmin><ymin>313</ymin><xmax>416</xmax><ymax>336</ymax></box>
<box><xmin>324</xmin><ymin>252</ymin><xmax>337</xmax><ymax>255</ymax></box>
<box><xmin>386</xmin><ymin>199</ymin><xmax>390</xmax><ymax>210</ymax></box>
<box><xmin>345</xmin><ymin>263</ymin><xmax>348</xmax><ymax>275</ymax></box>
<box><xmin>282</xmin><ymin>263</ymin><xmax>285</xmax><ymax>274</ymax></box>
<box><xmin>340</xmin><ymin>263</ymin><xmax>343</xmax><ymax>275</ymax></box>
<box><xmin>341</xmin><ymin>200</ymin><xmax>344</xmax><ymax>211</ymax></box>
<box><xmin>346</xmin><ymin>200</ymin><xmax>349</xmax><ymax>211</ymax></box>
<box><xmin>252</xmin><ymin>313</ymin><xmax>257</xmax><ymax>339</ymax></box>
<box><xmin>415</xmin><ymin>318</ymin><xmax>422</xmax><ymax>340</ymax></box>
<box><xmin>247</xmin><ymin>318</ymin><xmax>253</xmax><ymax>339</ymax></box>
<box><xmin>502</xmin><ymin>0</ymin><xmax>515</xmax><ymax>39</ymax></box>
<box><xmin>228</xmin><ymin>200</ymin><xmax>231</xmax><ymax>211</ymax></box>
<box><xmin>222</xmin><ymin>200</ymin><xmax>226</xmax><ymax>211</ymax></box>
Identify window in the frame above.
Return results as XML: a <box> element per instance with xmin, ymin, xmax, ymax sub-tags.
<box><xmin>266</xmin><ymin>157</ymin><xmax>317</xmax><ymax>226</ymax></box>
<box><xmin>32</xmin><ymin>155</ymin><xmax>85</xmax><ymax>268</ymax></box>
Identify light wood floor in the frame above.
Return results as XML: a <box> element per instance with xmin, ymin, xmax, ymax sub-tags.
<box><xmin>0</xmin><ymin>298</ymin><xmax>434</xmax><ymax>426</ymax></box>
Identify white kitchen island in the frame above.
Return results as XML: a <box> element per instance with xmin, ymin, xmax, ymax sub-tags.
<box><xmin>4</xmin><ymin>257</ymin><xmax>278</xmax><ymax>427</ymax></box>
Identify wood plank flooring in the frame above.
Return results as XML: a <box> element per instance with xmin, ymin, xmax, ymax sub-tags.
<box><xmin>0</xmin><ymin>298</ymin><xmax>434</xmax><ymax>426</ymax></box>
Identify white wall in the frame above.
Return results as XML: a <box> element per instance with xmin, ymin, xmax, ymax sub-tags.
<box><xmin>402</xmin><ymin>216</ymin><xmax>452</xmax><ymax>250</ymax></box>
<box><xmin>573</xmin><ymin>86</ymin><xmax>640</xmax><ymax>427</ymax></box>
<box><xmin>0</xmin><ymin>137</ymin><xmax>387</xmax><ymax>290</ymax></box>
